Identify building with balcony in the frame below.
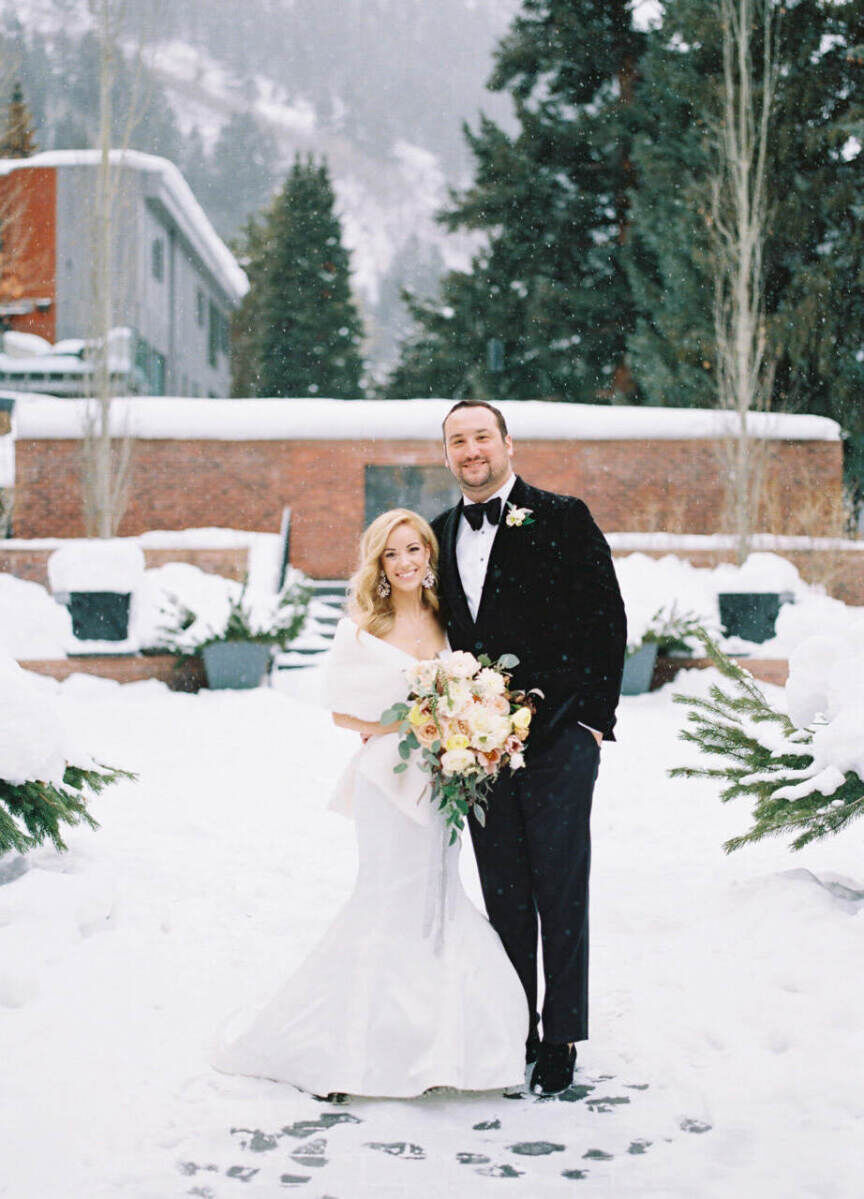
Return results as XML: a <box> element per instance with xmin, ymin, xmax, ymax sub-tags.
<box><xmin>0</xmin><ymin>150</ymin><xmax>248</xmax><ymax>397</ymax></box>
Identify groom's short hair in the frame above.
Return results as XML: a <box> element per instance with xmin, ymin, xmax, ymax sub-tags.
<box><xmin>442</xmin><ymin>400</ymin><xmax>509</xmax><ymax>442</ymax></box>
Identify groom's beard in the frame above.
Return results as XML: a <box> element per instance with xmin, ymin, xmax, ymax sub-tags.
<box><xmin>455</xmin><ymin>458</ymin><xmax>495</xmax><ymax>492</ymax></box>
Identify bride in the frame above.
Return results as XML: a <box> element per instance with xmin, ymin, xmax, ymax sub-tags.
<box><xmin>211</xmin><ymin>508</ymin><xmax>528</xmax><ymax>1098</ymax></box>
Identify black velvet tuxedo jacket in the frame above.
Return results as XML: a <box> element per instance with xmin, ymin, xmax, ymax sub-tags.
<box><xmin>431</xmin><ymin>476</ymin><xmax>627</xmax><ymax>744</ymax></box>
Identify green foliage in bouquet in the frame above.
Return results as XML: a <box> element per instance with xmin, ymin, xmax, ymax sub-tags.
<box><xmin>669</xmin><ymin>628</ymin><xmax>864</xmax><ymax>853</ymax></box>
<box><xmin>383</xmin><ymin>652</ymin><xmax>529</xmax><ymax>846</ymax></box>
<box><xmin>0</xmin><ymin>763</ymin><xmax>136</xmax><ymax>855</ymax></box>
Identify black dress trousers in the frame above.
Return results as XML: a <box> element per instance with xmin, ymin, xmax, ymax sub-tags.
<box><xmin>469</xmin><ymin>720</ymin><xmax>600</xmax><ymax>1045</ymax></box>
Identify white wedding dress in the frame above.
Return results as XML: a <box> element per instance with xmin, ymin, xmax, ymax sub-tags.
<box><xmin>210</xmin><ymin>618</ymin><xmax>528</xmax><ymax>1099</ymax></box>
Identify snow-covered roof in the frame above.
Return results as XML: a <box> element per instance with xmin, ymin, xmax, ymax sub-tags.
<box><xmin>0</xmin><ymin>150</ymin><xmax>248</xmax><ymax>304</ymax></box>
<box><xmin>10</xmin><ymin>396</ymin><xmax>842</xmax><ymax>442</ymax></box>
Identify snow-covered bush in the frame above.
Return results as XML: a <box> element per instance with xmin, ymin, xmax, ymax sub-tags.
<box><xmin>669</xmin><ymin>628</ymin><xmax>864</xmax><ymax>852</ymax></box>
<box><xmin>0</xmin><ymin>654</ymin><xmax>133</xmax><ymax>854</ymax></box>
<box><xmin>154</xmin><ymin>566</ymin><xmax>311</xmax><ymax>656</ymax></box>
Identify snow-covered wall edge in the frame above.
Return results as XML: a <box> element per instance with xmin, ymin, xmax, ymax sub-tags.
<box><xmin>10</xmin><ymin>396</ymin><xmax>842</xmax><ymax>443</ymax></box>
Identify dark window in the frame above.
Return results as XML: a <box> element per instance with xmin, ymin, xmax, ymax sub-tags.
<box><xmin>208</xmin><ymin>301</ymin><xmax>219</xmax><ymax>367</ymax></box>
<box><xmin>151</xmin><ymin>238</ymin><xmax>164</xmax><ymax>282</ymax></box>
<box><xmin>151</xmin><ymin>351</ymin><xmax>166</xmax><ymax>395</ymax></box>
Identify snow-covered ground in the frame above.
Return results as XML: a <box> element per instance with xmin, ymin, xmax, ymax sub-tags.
<box><xmin>2</xmin><ymin>664</ymin><xmax>863</xmax><ymax>1198</ymax></box>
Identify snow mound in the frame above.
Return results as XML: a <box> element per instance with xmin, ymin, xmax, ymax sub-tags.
<box><xmin>0</xmin><ymin>573</ymin><xmax>72</xmax><ymax>658</ymax></box>
<box><xmin>47</xmin><ymin>540</ymin><xmax>146</xmax><ymax>594</ymax></box>
<box><xmin>0</xmin><ymin>653</ymin><xmax>86</xmax><ymax>785</ymax></box>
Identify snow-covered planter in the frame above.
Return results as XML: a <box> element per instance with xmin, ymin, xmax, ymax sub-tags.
<box><xmin>47</xmin><ymin>540</ymin><xmax>146</xmax><ymax>644</ymax></box>
<box><xmin>669</xmin><ymin>628</ymin><xmax>864</xmax><ymax>852</ymax></box>
<box><xmin>157</xmin><ymin>568</ymin><xmax>312</xmax><ymax>690</ymax></box>
<box><xmin>0</xmin><ymin>654</ymin><xmax>134</xmax><ymax>855</ymax></box>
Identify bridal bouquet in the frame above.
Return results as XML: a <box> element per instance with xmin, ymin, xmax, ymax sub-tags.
<box><xmin>381</xmin><ymin>650</ymin><xmax>540</xmax><ymax>844</ymax></box>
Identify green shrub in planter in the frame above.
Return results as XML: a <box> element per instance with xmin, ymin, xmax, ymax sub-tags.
<box><xmin>623</xmin><ymin>604</ymin><xmax>706</xmax><ymax>695</ymax></box>
<box><xmin>158</xmin><ymin>573</ymin><xmax>312</xmax><ymax>689</ymax></box>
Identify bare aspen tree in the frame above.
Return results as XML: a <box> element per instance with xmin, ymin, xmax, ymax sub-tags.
<box><xmin>82</xmin><ymin>0</ymin><xmax>154</xmax><ymax>537</ymax></box>
<box><xmin>707</xmin><ymin>0</ymin><xmax>780</xmax><ymax>564</ymax></box>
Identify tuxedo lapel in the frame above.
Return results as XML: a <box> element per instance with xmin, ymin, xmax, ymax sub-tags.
<box><xmin>438</xmin><ymin>500</ymin><xmax>474</xmax><ymax>630</ymax></box>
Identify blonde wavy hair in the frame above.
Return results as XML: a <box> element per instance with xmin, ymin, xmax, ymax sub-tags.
<box><xmin>348</xmin><ymin>508</ymin><xmax>440</xmax><ymax>637</ymax></box>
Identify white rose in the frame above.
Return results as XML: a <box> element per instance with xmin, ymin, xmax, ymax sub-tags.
<box><xmin>466</xmin><ymin>708</ymin><xmax>512</xmax><ymax>752</ymax></box>
<box><xmin>405</xmin><ymin>658</ymin><xmax>440</xmax><ymax>692</ymax></box>
<box><xmin>445</xmin><ymin>651</ymin><xmax>481</xmax><ymax>680</ymax></box>
<box><xmin>509</xmin><ymin>750</ymin><xmax>525</xmax><ymax>771</ymax></box>
<box><xmin>440</xmin><ymin>747</ymin><xmax>477</xmax><ymax>775</ymax></box>
<box><xmin>475</xmin><ymin>667</ymin><xmax>506</xmax><ymax>697</ymax></box>
<box><xmin>438</xmin><ymin>680</ymin><xmax>473</xmax><ymax>719</ymax></box>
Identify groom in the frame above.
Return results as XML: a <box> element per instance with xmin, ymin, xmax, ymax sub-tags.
<box><xmin>432</xmin><ymin>400</ymin><xmax>627</xmax><ymax>1096</ymax></box>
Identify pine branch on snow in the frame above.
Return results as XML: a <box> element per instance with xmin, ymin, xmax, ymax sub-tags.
<box><xmin>669</xmin><ymin>628</ymin><xmax>864</xmax><ymax>853</ymax></box>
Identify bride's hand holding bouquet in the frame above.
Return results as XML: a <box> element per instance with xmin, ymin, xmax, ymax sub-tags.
<box><xmin>381</xmin><ymin>650</ymin><xmax>540</xmax><ymax>844</ymax></box>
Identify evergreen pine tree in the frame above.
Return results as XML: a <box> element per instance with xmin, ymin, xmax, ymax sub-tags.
<box><xmin>0</xmin><ymin>763</ymin><xmax>135</xmax><ymax>856</ymax></box>
<box><xmin>250</xmin><ymin>156</ymin><xmax>365</xmax><ymax>399</ymax></box>
<box><xmin>624</xmin><ymin>0</ymin><xmax>864</xmax><ymax>440</ymax></box>
<box><xmin>0</xmin><ymin>81</ymin><xmax>37</xmax><ymax>158</ymax></box>
<box><xmin>670</xmin><ymin>629</ymin><xmax>864</xmax><ymax>853</ymax></box>
<box><xmin>385</xmin><ymin>0</ymin><xmax>647</xmax><ymax>402</ymax></box>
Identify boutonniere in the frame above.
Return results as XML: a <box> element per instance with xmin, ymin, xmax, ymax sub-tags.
<box><xmin>505</xmin><ymin>502</ymin><xmax>535</xmax><ymax>528</ymax></box>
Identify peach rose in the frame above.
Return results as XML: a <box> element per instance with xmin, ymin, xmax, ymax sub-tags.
<box><xmin>416</xmin><ymin>721</ymin><xmax>440</xmax><ymax>748</ymax></box>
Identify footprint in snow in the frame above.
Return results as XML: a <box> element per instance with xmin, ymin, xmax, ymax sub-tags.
<box><xmin>365</xmin><ymin>1141</ymin><xmax>426</xmax><ymax>1159</ymax></box>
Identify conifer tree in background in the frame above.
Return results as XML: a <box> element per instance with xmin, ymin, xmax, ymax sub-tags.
<box><xmin>624</xmin><ymin>0</ymin><xmax>864</xmax><ymax>444</ymax></box>
<box><xmin>0</xmin><ymin>81</ymin><xmax>37</xmax><ymax>157</ymax></box>
<box><xmin>245</xmin><ymin>155</ymin><xmax>365</xmax><ymax>399</ymax></box>
<box><xmin>385</xmin><ymin>0</ymin><xmax>647</xmax><ymax>402</ymax></box>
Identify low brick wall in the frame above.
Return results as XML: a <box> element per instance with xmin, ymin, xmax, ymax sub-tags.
<box><xmin>0</xmin><ymin>544</ymin><xmax>249</xmax><ymax>588</ymax></box>
<box><xmin>652</xmin><ymin>656</ymin><xmax>789</xmax><ymax>689</ymax></box>
<box><xmin>19</xmin><ymin>654</ymin><xmax>207</xmax><ymax>691</ymax></box>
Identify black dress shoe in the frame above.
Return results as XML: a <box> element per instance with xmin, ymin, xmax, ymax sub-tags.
<box><xmin>529</xmin><ymin>1042</ymin><xmax>577</xmax><ymax>1096</ymax></box>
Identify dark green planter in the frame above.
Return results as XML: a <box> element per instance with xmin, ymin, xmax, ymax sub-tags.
<box><xmin>621</xmin><ymin>642</ymin><xmax>659</xmax><ymax>695</ymax></box>
<box><xmin>202</xmin><ymin>641</ymin><xmax>272</xmax><ymax>689</ymax></box>
<box><xmin>718</xmin><ymin>592</ymin><xmax>786</xmax><ymax>644</ymax></box>
<box><xmin>68</xmin><ymin>591</ymin><xmax>131</xmax><ymax>641</ymax></box>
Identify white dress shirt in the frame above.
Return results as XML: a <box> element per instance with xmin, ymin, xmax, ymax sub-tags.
<box><xmin>455</xmin><ymin>473</ymin><xmax>517</xmax><ymax>621</ymax></box>
<box><xmin>454</xmin><ymin>473</ymin><xmax>602</xmax><ymax>742</ymax></box>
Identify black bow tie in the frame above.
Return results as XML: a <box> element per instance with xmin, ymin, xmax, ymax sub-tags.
<box><xmin>463</xmin><ymin>496</ymin><xmax>502</xmax><ymax>531</ymax></box>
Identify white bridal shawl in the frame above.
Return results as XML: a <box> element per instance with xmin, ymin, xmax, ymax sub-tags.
<box><xmin>323</xmin><ymin>617</ymin><xmax>433</xmax><ymax>827</ymax></box>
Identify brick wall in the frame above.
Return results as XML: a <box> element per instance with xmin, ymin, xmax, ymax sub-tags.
<box><xmin>0</xmin><ymin>167</ymin><xmax>57</xmax><ymax>342</ymax></box>
<box><xmin>13</xmin><ymin>435</ymin><xmax>842</xmax><ymax>579</ymax></box>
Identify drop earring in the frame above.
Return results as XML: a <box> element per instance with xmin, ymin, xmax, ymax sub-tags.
<box><xmin>377</xmin><ymin>571</ymin><xmax>391</xmax><ymax>599</ymax></box>
<box><xmin>422</xmin><ymin>566</ymin><xmax>435</xmax><ymax>590</ymax></box>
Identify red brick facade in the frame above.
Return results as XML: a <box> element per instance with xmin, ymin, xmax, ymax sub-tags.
<box><xmin>12</xmin><ymin>435</ymin><xmax>842</xmax><ymax>579</ymax></box>
<box><xmin>0</xmin><ymin>167</ymin><xmax>56</xmax><ymax>341</ymax></box>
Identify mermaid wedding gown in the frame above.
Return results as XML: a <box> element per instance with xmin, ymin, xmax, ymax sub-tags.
<box><xmin>210</xmin><ymin>617</ymin><xmax>528</xmax><ymax>1098</ymax></box>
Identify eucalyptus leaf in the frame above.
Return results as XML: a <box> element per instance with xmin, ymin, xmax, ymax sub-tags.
<box><xmin>393</xmin><ymin>762</ymin><xmax>409</xmax><ymax>774</ymax></box>
<box><xmin>496</xmin><ymin>653</ymin><xmax>519</xmax><ymax>670</ymax></box>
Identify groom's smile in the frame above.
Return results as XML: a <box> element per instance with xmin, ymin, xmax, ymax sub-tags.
<box><xmin>443</xmin><ymin>404</ymin><xmax>514</xmax><ymax>501</ymax></box>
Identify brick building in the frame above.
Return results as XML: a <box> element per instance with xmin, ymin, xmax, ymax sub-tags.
<box><xmin>0</xmin><ymin>150</ymin><xmax>247</xmax><ymax>397</ymax></box>
<box><xmin>8</xmin><ymin>397</ymin><xmax>843</xmax><ymax>579</ymax></box>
